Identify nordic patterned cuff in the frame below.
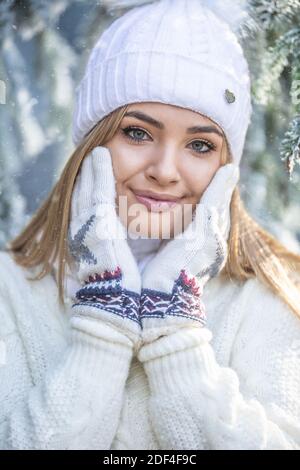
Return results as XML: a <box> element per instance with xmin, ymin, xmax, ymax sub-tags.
<box><xmin>73</xmin><ymin>266</ymin><xmax>141</xmax><ymax>326</ymax></box>
<box><xmin>140</xmin><ymin>269</ymin><xmax>207</xmax><ymax>326</ymax></box>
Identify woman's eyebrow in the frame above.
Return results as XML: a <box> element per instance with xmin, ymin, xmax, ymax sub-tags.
<box><xmin>124</xmin><ymin>111</ymin><xmax>223</xmax><ymax>137</ymax></box>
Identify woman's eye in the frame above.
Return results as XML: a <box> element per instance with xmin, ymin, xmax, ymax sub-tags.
<box><xmin>121</xmin><ymin>126</ymin><xmax>149</xmax><ymax>143</ymax></box>
<box><xmin>190</xmin><ymin>140</ymin><xmax>216</xmax><ymax>155</ymax></box>
<box><xmin>121</xmin><ymin>126</ymin><xmax>216</xmax><ymax>155</ymax></box>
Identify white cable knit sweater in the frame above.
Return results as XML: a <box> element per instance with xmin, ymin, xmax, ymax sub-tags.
<box><xmin>0</xmin><ymin>237</ymin><xmax>300</xmax><ymax>450</ymax></box>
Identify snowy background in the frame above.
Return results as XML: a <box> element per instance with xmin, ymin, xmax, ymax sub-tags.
<box><xmin>0</xmin><ymin>0</ymin><xmax>299</xmax><ymax>252</ymax></box>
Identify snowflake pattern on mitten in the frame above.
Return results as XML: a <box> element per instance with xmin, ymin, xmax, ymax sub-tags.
<box><xmin>73</xmin><ymin>267</ymin><xmax>141</xmax><ymax>326</ymax></box>
<box><xmin>140</xmin><ymin>269</ymin><xmax>207</xmax><ymax>326</ymax></box>
<box><xmin>196</xmin><ymin>231</ymin><xmax>227</xmax><ymax>282</ymax></box>
<box><xmin>68</xmin><ymin>215</ymin><xmax>97</xmax><ymax>265</ymax></box>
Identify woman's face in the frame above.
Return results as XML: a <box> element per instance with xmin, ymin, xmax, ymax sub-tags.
<box><xmin>105</xmin><ymin>102</ymin><xmax>225</xmax><ymax>239</ymax></box>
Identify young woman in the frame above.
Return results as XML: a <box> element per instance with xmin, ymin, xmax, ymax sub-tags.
<box><xmin>1</xmin><ymin>0</ymin><xmax>300</xmax><ymax>450</ymax></box>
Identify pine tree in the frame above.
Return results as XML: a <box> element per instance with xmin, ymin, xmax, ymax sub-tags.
<box><xmin>249</xmin><ymin>0</ymin><xmax>300</xmax><ymax>179</ymax></box>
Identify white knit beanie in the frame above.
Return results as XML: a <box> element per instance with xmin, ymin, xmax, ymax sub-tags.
<box><xmin>72</xmin><ymin>0</ymin><xmax>253</xmax><ymax>165</ymax></box>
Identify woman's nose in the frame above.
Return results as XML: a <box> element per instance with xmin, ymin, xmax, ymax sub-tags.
<box><xmin>145</xmin><ymin>149</ymin><xmax>181</xmax><ymax>186</ymax></box>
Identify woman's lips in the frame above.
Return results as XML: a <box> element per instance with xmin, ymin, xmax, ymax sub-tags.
<box><xmin>133</xmin><ymin>193</ymin><xmax>180</xmax><ymax>212</ymax></box>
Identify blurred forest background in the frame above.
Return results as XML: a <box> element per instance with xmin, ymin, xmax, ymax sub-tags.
<box><xmin>0</xmin><ymin>0</ymin><xmax>299</xmax><ymax>251</ymax></box>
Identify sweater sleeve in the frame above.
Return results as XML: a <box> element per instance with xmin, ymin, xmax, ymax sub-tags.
<box><xmin>0</xmin><ymin>301</ymin><xmax>133</xmax><ymax>450</ymax></box>
<box><xmin>137</xmin><ymin>279</ymin><xmax>300</xmax><ymax>450</ymax></box>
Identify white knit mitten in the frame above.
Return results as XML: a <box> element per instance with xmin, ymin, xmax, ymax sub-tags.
<box><xmin>140</xmin><ymin>163</ymin><xmax>239</xmax><ymax>344</ymax></box>
<box><xmin>68</xmin><ymin>146</ymin><xmax>142</xmax><ymax>347</ymax></box>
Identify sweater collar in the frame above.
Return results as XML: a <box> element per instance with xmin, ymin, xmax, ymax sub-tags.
<box><xmin>126</xmin><ymin>235</ymin><xmax>165</xmax><ymax>264</ymax></box>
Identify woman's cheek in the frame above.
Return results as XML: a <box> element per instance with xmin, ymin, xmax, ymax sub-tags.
<box><xmin>112</xmin><ymin>150</ymin><xmax>143</xmax><ymax>182</ymax></box>
<box><xmin>188</xmin><ymin>158</ymin><xmax>220</xmax><ymax>194</ymax></box>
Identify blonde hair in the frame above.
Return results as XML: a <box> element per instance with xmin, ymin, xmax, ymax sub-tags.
<box><xmin>5</xmin><ymin>105</ymin><xmax>300</xmax><ymax>318</ymax></box>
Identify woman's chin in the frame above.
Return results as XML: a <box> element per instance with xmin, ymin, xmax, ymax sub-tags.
<box><xmin>127</xmin><ymin>227</ymin><xmax>177</xmax><ymax>240</ymax></box>
<box><xmin>117</xmin><ymin>195</ymin><xmax>191</xmax><ymax>240</ymax></box>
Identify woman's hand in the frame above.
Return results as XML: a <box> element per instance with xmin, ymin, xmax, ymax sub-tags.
<box><xmin>67</xmin><ymin>146</ymin><xmax>142</xmax><ymax>349</ymax></box>
<box><xmin>139</xmin><ymin>163</ymin><xmax>240</xmax><ymax>344</ymax></box>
